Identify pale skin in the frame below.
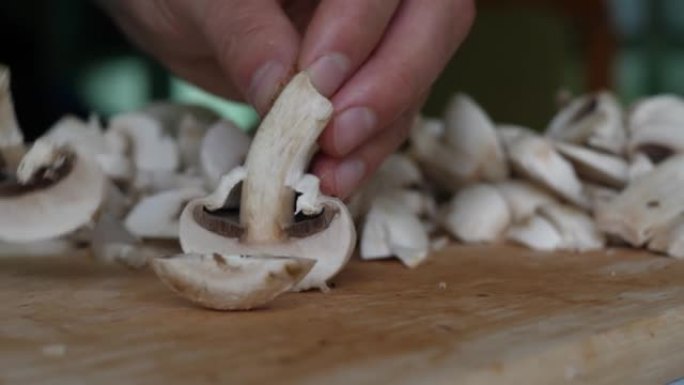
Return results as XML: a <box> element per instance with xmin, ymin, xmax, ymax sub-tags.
<box><xmin>99</xmin><ymin>0</ymin><xmax>476</xmax><ymax>199</ymax></box>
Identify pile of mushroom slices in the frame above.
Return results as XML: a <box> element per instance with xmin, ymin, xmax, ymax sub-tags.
<box><xmin>352</xmin><ymin>90</ymin><xmax>684</xmax><ymax>266</ymax></box>
<box><xmin>0</xmin><ymin>64</ymin><xmax>252</xmax><ymax>269</ymax></box>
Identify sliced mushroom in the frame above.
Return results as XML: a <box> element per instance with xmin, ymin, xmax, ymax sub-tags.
<box><xmin>554</xmin><ymin>142</ymin><xmax>628</xmax><ymax>188</ymax></box>
<box><xmin>538</xmin><ymin>203</ymin><xmax>604</xmax><ymax>251</ymax></box>
<box><xmin>628</xmin><ymin>123</ymin><xmax>684</xmax><ymax>164</ymax></box>
<box><xmin>0</xmin><ymin>65</ymin><xmax>24</xmax><ymax>170</ymax></box>
<box><xmin>90</xmin><ymin>213</ymin><xmax>155</xmax><ymax>269</ymax></box>
<box><xmin>152</xmin><ymin>73</ymin><xmax>356</xmax><ymax>310</ymax></box>
<box><xmin>647</xmin><ymin>216</ymin><xmax>684</xmax><ymax>259</ymax></box>
<box><xmin>583</xmin><ymin>182</ymin><xmax>619</xmax><ymax>213</ymax></box>
<box><xmin>200</xmin><ymin>119</ymin><xmax>252</xmax><ymax>189</ymax></box>
<box><xmin>0</xmin><ymin>140</ymin><xmax>106</xmax><ymax>242</ymax></box>
<box><xmin>152</xmin><ymin>253</ymin><xmax>315</xmax><ymax>310</ymax></box>
<box><xmin>507</xmin><ymin>135</ymin><xmax>590</xmax><ymax>209</ymax></box>
<box><xmin>43</xmin><ymin>115</ymin><xmax>134</xmax><ymax>183</ymax></box>
<box><xmin>546</xmin><ymin>91</ymin><xmax>625</xmax><ymax>155</ymax></box>
<box><xmin>628</xmin><ymin>153</ymin><xmax>654</xmax><ymax>182</ymax></box>
<box><xmin>494</xmin><ymin>180</ymin><xmax>556</xmax><ymax>223</ymax></box>
<box><xmin>506</xmin><ymin>215</ymin><xmax>562</xmax><ymax>251</ymax></box>
<box><xmin>496</xmin><ymin>124</ymin><xmax>535</xmax><ymax>152</ymax></box>
<box><xmin>596</xmin><ymin>155</ymin><xmax>684</xmax><ymax>246</ymax></box>
<box><xmin>124</xmin><ymin>187</ymin><xmax>205</xmax><ymax>239</ymax></box>
<box><xmin>360</xmin><ymin>196</ymin><xmax>429</xmax><ymax>268</ymax></box>
<box><xmin>442</xmin><ymin>184</ymin><xmax>510</xmax><ymax>243</ymax></box>
<box><xmin>627</xmin><ymin>94</ymin><xmax>684</xmax><ymax>135</ymax></box>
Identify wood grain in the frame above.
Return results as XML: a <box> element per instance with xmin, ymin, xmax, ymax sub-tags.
<box><xmin>1</xmin><ymin>245</ymin><xmax>684</xmax><ymax>384</ymax></box>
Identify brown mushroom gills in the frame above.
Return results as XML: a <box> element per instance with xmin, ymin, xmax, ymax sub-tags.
<box><xmin>0</xmin><ymin>154</ymin><xmax>74</xmax><ymax>197</ymax></box>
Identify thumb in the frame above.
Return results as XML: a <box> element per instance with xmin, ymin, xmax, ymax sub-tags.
<box><xmin>194</xmin><ymin>0</ymin><xmax>301</xmax><ymax>114</ymax></box>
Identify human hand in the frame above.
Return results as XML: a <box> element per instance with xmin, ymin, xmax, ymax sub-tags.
<box><xmin>100</xmin><ymin>0</ymin><xmax>475</xmax><ymax>198</ymax></box>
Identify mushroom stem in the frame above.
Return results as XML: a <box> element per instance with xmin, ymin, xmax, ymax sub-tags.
<box><xmin>240</xmin><ymin>73</ymin><xmax>333</xmax><ymax>243</ymax></box>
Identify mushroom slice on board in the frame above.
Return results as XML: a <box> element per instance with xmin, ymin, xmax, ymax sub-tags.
<box><xmin>0</xmin><ymin>65</ymin><xmax>24</xmax><ymax>169</ymax></box>
<box><xmin>627</xmin><ymin>94</ymin><xmax>684</xmax><ymax>135</ymax></box>
<box><xmin>507</xmin><ymin>135</ymin><xmax>590</xmax><ymax>209</ymax></box>
<box><xmin>442</xmin><ymin>184</ymin><xmax>511</xmax><ymax>244</ymax></box>
<box><xmin>546</xmin><ymin>91</ymin><xmax>625</xmax><ymax>155</ymax></box>
<box><xmin>596</xmin><ymin>155</ymin><xmax>684</xmax><ymax>247</ymax></box>
<box><xmin>627</xmin><ymin>123</ymin><xmax>684</xmax><ymax>164</ymax></box>
<box><xmin>494</xmin><ymin>180</ymin><xmax>556</xmax><ymax>223</ymax></box>
<box><xmin>91</xmin><ymin>213</ymin><xmax>157</xmax><ymax>269</ymax></box>
<box><xmin>628</xmin><ymin>153</ymin><xmax>654</xmax><ymax>182</ymax></box>
<box><xmin>583</xmin><ymin>183</ymin><xmax>619</xmax><ymax>214</ymax></box>
<box><xmin>506</xmin><ymin>215</ymin><xmax>562</xmax><ymax>251</ymax></box>
<box><xmin>124</xmin><ymin>187</ymin><xmax>206</xmax><ymax>239</ymax></box>
<box><xmin>647</xmin><ymin>216</ymin><xmax>684</xmax><ymax>259</ymax></box>
<box><xmin>0</xmin><ymin>140</ymin><xmax>106</xmax><ymax>243</ymax></box>
<box><xmin>360</xmin><ymin>196</ymin><xmax>429</xmax><ymax>268</ymax></box>
<box><xmin>151</xmin><ymin>73</ymin><xmax>356</xmax><ymax>310</ymax></box>
<box><xmin>152</xmin><ymin>253</ymin><xmax>315</xmax><ymax>310</ymax></box>
<box><xmin>554</xmin><ymin>142</ymin><xmax>629</xmax><ymax>189</ymax></box>
<box><xmin>538</xmin><ymin>204</ymin><xmax>605</xmax><ymax>251</ymax></box>
<box><xmin>200</xmin><ymin>119</ymin><xmax>252</xmax><ymax>189</ymax></box>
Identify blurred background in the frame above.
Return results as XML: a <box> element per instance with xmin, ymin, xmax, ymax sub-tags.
<box><xmin>2</xmin><ymin>0</ymin><xmax>683</xmax><ymax>139</ymax></box>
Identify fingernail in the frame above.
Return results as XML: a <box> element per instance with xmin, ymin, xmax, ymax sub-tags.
<box><xmin>306</xmin><ymin>53</ymin><xmax>350</xmax><ymax>97</ymax></box>
<box><xmin>250</xmin><ymin>61</ymin><xmax>287</xmax><ymax>114</ymax></box>
<box><xmin>335</xmin><ymin>159</ymin><xmax>366</xmax><ymax>198</ymax></box>
<box><xmin>333</xmin><ymin>107</ymin><xmax>377</xmax><ymax>155</ymax></box>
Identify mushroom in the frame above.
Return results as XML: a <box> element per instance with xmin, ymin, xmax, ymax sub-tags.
<box><xmin>0</xmin><ymin>65</ymin><xmax>24</xmax><ymax>170</ymax></box>
<box><xmin>0</xmin><ymin>140</ymin><xmax>106</xmax><ymax>242</ymax></box>
<box><xmin>506</xmin><ymin>215</ymin><xmax>562</xmax><ymax>251</ymax></box>
<box><xmin>152</xmin><ymin>253</ymin><xmax>315</xmax><ymax>310</ymax></box>
<box><xmin>408</xmin><ymin>94</ymin><xmax>508</xmax><ymax>191</ymax></box>
<box><xmin>554</xmin><ymin>142</ymin><xmax>628</xmax><ymax>189</ymax></box>
<box><xmin>538</xmin><ymin>203</ymin><xmax>604</xmax><ymax>251</ymax></box>
<box><xmin>124</xmin><ymin>187</ymin><xmax>205</xmax><ymax>239</ymax></box>
<box><xmin>360</xmin><ymin>196</ymin><xmax>429</xmax><ymax>268</ymax></box>
<box><xmin>496</xmin><ymin>124</ymin><xmax>535</xmax><ymax>153</ymax></box>
<box><xmin>507</xmin><ymin>135</ymin><xmax>590</xmax><ymax>209</ymax></box>
<box><xmin>494</xmin><ymin>180</ymin><xmax>556</xmax><ymax>223</ymax></box>
<box><xmin>200</xmin><ymin>119</ymin><xmax>251</xmax><ymax>189</ymax></box>
<box><xmin>595</xmin><ymin>154</ymin><xmax>684</xmax><ymax>246</ymax></box>
<box><xmin>583</xmin><ymin>183</ymin><xmax>619</xmax><ymax>213</ymax></box>
<box><xmin>441</xmin><ymin>183</ymin><xmax>511</xmax><ymax>243</ymax></box>
<box><xmin>151</xmin><ymin>73</ymin><xmax>356</xmax><ymax>310</ymax></box>
<box><xmin>628</xmin><ymin>153</ymin><xmax>654</xmax><ymax>182</ymax></box>
<box><xmin>546</xmin><ymin>91</ymin><xmax>626</xmax><ymax>155</ymax></box>
<box><xmin>627</xmin><ymin>94</ymin><xmax>684</xmax><ymax>135</ymax></box>
<box><xmin>90</xmin><ymin>212</ymin><xmax>157</xmax><ymax>268</ymax></box>
<box><xmin>647</xmin><ymin>216</ymin><xmax>684</xmax><ymax>259</ymax></box>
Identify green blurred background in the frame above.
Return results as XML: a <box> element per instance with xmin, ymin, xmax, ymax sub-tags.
<box><xmin>3</xmin><ymin>0</ymin><xmax>684</xmax><ymax>138</ymax></box>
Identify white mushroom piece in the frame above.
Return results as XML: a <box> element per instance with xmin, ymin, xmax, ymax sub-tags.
<box><xmin>507</xmin><ymin>135</ymin><xmax>590</xmax><ymax>209</ymax></box>
<box><xmin>199</xmin><ymin>119</ymin><xmax>251</xmax><ymax>190</ymax></box>
<box><xmin>409</xmin><ymin>94</ymin><xmax>508</xmax><ymax>191</ymax></box>
<box><xmin>124</xmin><ymin>187</ymin><xmax>205</xmax><ymax>239</ymax></box>
<box><xmin>554</xmin><ymin>142</ymin><xmax>629</xmax><ymax>189</ymax></box>
<box><xmin>546</xmin><ymin>91</ymin><xmax>626</xmax><ymax>155</ymax></box>
<box><xmin>627</xmin><ymin>95</ymin><xmax>684</xmax><ymax>164</ymax></box>
<box><xmin>0</xmin><ymin>65</ymin><xmax>24</xmax><ymax>170</ymax></box>
<box><xmin>596</xmin><ymin>155</ymin><xmax>684</xmax><ymax>247</ymax></box>
<box><xmin>151</xmin><ymin>73</ymin><xmax>356</xmax><ymax>310</ymax></box>
<box><xmin>441</xmin><ymin>183</ymin><xmax>511</xmax><ymax>244</ymax></box>
<box><xmin>0</xmin><ymin>140</ymin><xmax>106</xmax><ymax>243</ymax></box>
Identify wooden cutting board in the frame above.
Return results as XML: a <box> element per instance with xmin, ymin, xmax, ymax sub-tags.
<box><xmin>1</xmin><ymin>245</ymin><xmax>684</xmax><ymax>384</ymax></box>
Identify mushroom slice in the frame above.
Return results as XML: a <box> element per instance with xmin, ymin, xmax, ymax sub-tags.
<box><xmin>152</xmin><ymin>253</ymin><xmax>314</xmax><ymax>310</ymax></box>
<box><xmin>496</xmin><ymin>124</ymin><xmax>536</xmax><ymax>153</ymax></box>
<box><xmin>546</xmin><ymin>91</ymin><xmax>625</xmax><ymax>155</ymax></box>
<box><xmin>200</xmin><ymin>119</ymin><xmax>251</xmax><ymax>189</ymax></box>
<box><xmin>124</xmin><ymin>187</ymin><xmax>205</xmax><ymax>239</ymax></box>
<box><xmin>90</xmin><ymin>213</ymin><xmax>155</xmax><ymax>269</ymax></box>
<box><xmin>442</xmin><ymin>184</ymin><xmax>510</xmax><ymax>244</ymax></box>
<box><xmin>0</xmin><ymin>65</ymin><xmax>24</xmax><ymax>169</ymax></box>
<box><xmin>584</xmin><ymin>183</ymin><xmax>619</xmax><ymax>213</ymax></box>
<box><xmin>443</xmin><ymin>94</ymin><xmax>509</xmax><ymax>182</ymax></box>
<box><xmin>157</xmin><ymin>72</ymin><xmax>355</xmax><ymax>309</ymax></box>
<box><xmin>0</xmin><ymin>140</ymin><xmax>106</xmax><ymax>242</ymax></box>
<box><xmin>595</xmin><ymin>155</ymin><xmax>684</xmax><ymax>246</ymax></box>
<box><xmin>508</xmin><ymin>135</ymin><xmax>590</xmax><ymax>209</ymax></box>
<box><xmin>647</xmin><ymin>216</ymin><xmax>684</xmax><ymax>259</ymax></box>
<box><xmin>106</xmin><ymin>112</ymin><xmax>180</xmax><ymax>173</ymax></box>
<box><xmin>506</xmin><ymin>215</ymin><xmax>562</xmax><ymax>251</ymax></box>
<box><xmin>538</xmin><ymin>204</ymin><xmax>604</xmax><ymax>251</ymax></box>
<box><xmin>627</xmin><ymin>94</ymin><xmax>684</xmax><ymax>135</ymax></box>
<box><xmin>627</xmin><ymin>123</ymin><xmax>684</xmax><ymax>163</ymax></box>
<box><xmin>555</xmin><ymin>142</ymin><xmax>628</xmax><ymax>188</ymax></box>
<box><xmin>628</xmin><ymin>153</ymin><xmax>654</xmax><ymax>182</ymax></box>
<box><xmin>494</xmin><ymin>180</ymin><xmax>556</xmax><ymax>223</ymax></box>
<box><xmin>360</xmin><ymin>196</ymin><xmax>429</xmax><ymax>268</ymax></box>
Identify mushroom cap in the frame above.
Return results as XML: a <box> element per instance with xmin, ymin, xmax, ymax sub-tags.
<box><xmin>495</xmin><ymin>180</ymin><xmax>556</xmax><ymax>223</ymax></box>
<box><xmin>442</xmin><ymin>184</ymin><xmax>511</xmax><ymax>243</ymax></box>
<box><xmin>151</xmin><ymin>253</ymin><xmax>315</xmax><ymax>310</ymax></box>
<box><xmin>200</xmin><ymin>120</ymin><xmax>251</xmax><ymax>189</ymax></box>
<box><xmin>0</xmin><ymin>142</ymin><xmax>106</xmax><ymax>242</ymax></box>
<box><xmin>506</xmin><ymin>215</ymin><xmax>562</xmax><ymax>251</ymax></box>
<box><xmin>125</xmin><ymin>187</ymin><xmax>205</xmax><ymax>239</ymax></box>
<box><xmin>554</xmin><ymin>142</ymin><xmax>629</xmax><ymax>189</ymax></box>
<box><xmin>538</xmin><ymin>203</ymin><xmax>604</xmax><ymax>251</ymax></box>
<box><xmin>178</xmin><ymin>194</ymin><xmax>355</xmax><ymax>291</ymax></box>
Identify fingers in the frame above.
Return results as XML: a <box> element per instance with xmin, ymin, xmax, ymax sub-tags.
<box><xmin>318</xmin><ymin>0</ymin><xmax>476</xmax><ymax>158</ymax></box>
<box><xmin>194</xmin><ymin>0</ymin><xmax>302</xmax><ymax>114</ymax></box>
<box><xmin>298</xmin><ymin>0</ymin><xmax>401</xmax><ymax>97</ymax></box>
<box><xmin>312</xmin><ymin>105</ymin><xmax>419</xmax><ymax>199</ymax></box>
